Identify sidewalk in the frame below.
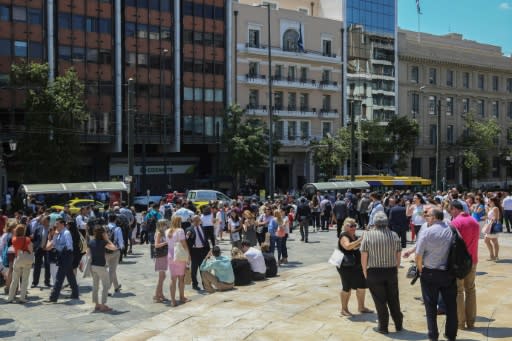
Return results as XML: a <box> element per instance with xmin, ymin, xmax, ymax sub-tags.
<box><xmin>109</xmin><ymin>234</ymin><xmax>512</xmax><ymax>341</ymax></box>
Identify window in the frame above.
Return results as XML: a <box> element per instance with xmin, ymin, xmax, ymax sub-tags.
<box><xmin>300</xmin><ymin>67</ymin><xmax>307</xmax><ymax>81</ymax></box>
<box><xmin>29</xmin><ymin>42</ymin><xmax>43</xmax><ymax>59</ymax></box>
<box><xmin>203</xmin><ymin>4</ymin><xmax>214</xmax><ymax>18</ymax></box>
<box><xmin>462</xmin><ymin>98</ymin><xmax>469</xmax><ymax>113</ymax></box>
<box><xmin>447</xmin><ymin>125</ymin><xmax>454</xmax><ymax>144</ymax></box>
<box><xmin>149</xmin><ymin>25</ymin><xmax>159</xmax><ymax>40</ymax></box>
<box><xmin>410</xmin><ymin>66</ymin><xmax>419</xmax><ymax>83</ymax></box>
<box><xmin>86</xmin><ymin>18</ymin><xmax>98</xmax><ymax>32</ymax></box>
<box><xmin>0</xmin><ymin>73</ymin><xmax>9</xmax><ymax>86</ymax></box>
<box><xmin>492</xmin><ymin>157</ymin><xmax>500</xmax><ymax>178</ymax></box>
<box><xmin>28</xmin><ymin>8</ymin><xmax>42</xmax><ymax>25</ymax></box>
<box><xmin>492</xmin><ymin>101</ymin><xmax>499</xmax><ymax>118</ymax></box>
<box><xmin>288</xmin><ymin>121</ymin><xmax>296</xmax><ymax>140</ymax></box>
<box><xmin>446</xmin><ymin>97</ymin><xmax>453</xmax><ymax>115</ymax></box>
<box><xmin>12</xmin><ymin>6</ymin><xmax>27</xmax><ymax>22</ymax></box>
<box><xmin>275</xmin><ymin>121</ymin><xmax>284</xmax><ymax>139</ymax></box>
<box><xmin>248</xmin><ymin>62</ymin><xmax>258</xmax><ymax>77</ymax></box>
<box><xmin>161</xmin><ymin>27</ymin><xmax>171</xmax><ymax>40</ymax></box>
<box><xmin>59</xmin><ymin>45</ymin><xmax>71</xmax><ymax>61</ymax></box>
<box><xmin>274</xmin><ymin>65</ymin><xmax>283</xmax><ymax>79</ymax></box>
<box><xmin>98</xmin><ymin>49</ymin><xmax>112</xmax><ymax>64</ymax></box>
<box><xmin>184</xmin><ymin>87</ymin><xmax>193</xmax><ymax>100</ymax></box>
<box><xmin>87</xmin><ymin>48</ymin><xmax>98</xmax><ymax>63</ymax></box>
<box><xmin>59</xmin><ymin>13</ymin><xmax>72</xmax><ymax>29</ymax></box>
<box><xmin>282</xmin><ymin>29</ymin><xmax>299</xmax><ymax>52</ymax></box>
<box><xmin>137</xmin><ymin>53</ymin><xmax>148</xmax><ymax>66</ymax></box>
<box><xmin>428</xmin><ymin>96</ymin><xmax>437</xmax><ymax>115</ymax></box>
<box><xmin>198</xmin><ymin>88</ymin><xmax>206</xmax><ymax>101</ymax></box>
<box><xmin>478</xmin><ymin>100</ymin><xmax>485</xmax><ymax>117</ymax></box>
<box><xmin>446</xmin><ymin>70</ymin><xmax>454</xmax><ymax>87</ymax></box>
<box><xmin>300</xmin><ymin>121</ymin><xmax>309</xmax><ymax>139</ymax></box>
<box><xmin>478</xmin><ymin>74</ymin><xmax>484</xmax><ymax>90</ymax></box>
<box><xmin>288</xmin><ymin>66</ymin><xmax>296</xmax><ymax>81</ymax></box>
<box><xmin>287</xmin><ymin>92</ymin><xmax>296</xmax><ymax>111</ymax></box>
<box><xmin>148</xmin><ymin>0</ymin><xmax>160</xmax><ymax>10</ymax></box>
<box><xmin>72</xmin><ymin>15</ymin><xmax>85</xmax><ymax>30</ymax></box>
<box><xmin>249</xmin><ymin>89</ymin><xmax>259</xmax><ymax>108</ymax></box>
<box><xmin>248</xmin><ymin>28</ymin><xmax>260</xmax><ymax>48</ymax></box>
<box><xmin>125</xmin><ymin>52</ymin><xmax>136</xmax><ymax>66</ymax></box>
<box><xmin>0</xmin><ymin>5</ymin><xmax>10</xmax><ymax>21</ymax></box>
<box><xmin>508</xmin><ymin>127</ymin><xmax>512</xmax><ymax>145</ymax></box>
<box><xmin>14</xmin><ymin>41</ymin><xmax>28</xmax><ymax>57</ymax></box>
<box><xmin>274</xmin><ymin>91</ymin><xmax>283</xmax><ymax>110</ymax></box>
<box><xmin>321</xmin><ymin>69</ymin><xmax>330</xmax><ymax>83</ymax></box>
<box><xmin>322</xmin><ymin>39</ymin><xmax>332</xmax><ymax>56</ymax></box>
<box><xmin>411</xmin><ymin>158</ymin><xmax>422</xmax><ymax>177</ymax></box>
<box><xmin>508</xmin><ymin>102</ymin><xmax>512</xmax><ymax>119</ymax></box>
<box><xmin>429</xmin><ymin>68</ymin><xmax>436</xmax><ymax>84</ymax></box>
<box><xmin>300</xmin><ymin>93</ymin><xmax>309</xmax><ymax>111</ymax></box>
<box><xmin>72</xmin><ymin>46</ymin><xmax>85</xmax><ymax>62</ymax></box>
<box><xmin>99</xmin><ymin>18</ymin><xmax>111</xmax><ymax>34</ymax></box>
<box><xmin>322</xmin><ymin>122</ymin><xmax>332</xmax><ymax>137</ymax></box>
<box><xmin>508</xmin><ymin>78</ymin><xmax>512</xmax><ymax>93</ymax></box>
<box><xmin>463</xmin><ymin>72</ymin><xmax>470</xmax><ymax>88</ymax></box>
<box><xmin>411</xmin><ymin>93</ymin><xmax>419</xmax><ymax>115</ymax></box>
<box><xmin>322</xmin><ymin>95</ymin><xmax>331</xmax><ymax>111</ymax></box>
<box><xmin>429</xmin><ymin>124</ymin><xmax>437</xmax><ymax>145</ymax></box>
<box><xmin>492</xmin><ymin>76</ymin><xmax>499</xmax><ymax>91</ymax></box>
<box><xmin>125</xmin><ymin>22</ymin><xmax>136</xmax><ymax>37</ymax></box>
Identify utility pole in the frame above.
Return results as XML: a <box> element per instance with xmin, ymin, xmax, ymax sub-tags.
<box><xmin>266</xmin><ymin>4</ymin><xmax>274</xmax><ymax>201</ymax></box>
<box><xmin>127</xmin><ymin>78</ymin><xmax>135</xmax><ymax>205</ymax></box>
<box><xmin>161</xmin><ymin>48</ymin><xmax>169</xmax><ymax>190</ymax></box>
<box><xmin>349</xmin><ymin>100</ymin><xmax>356</xmax><ymax>181</ymax></box>
<box><xmin>435</xmin><ymin>98</ymin><xmax>441</xmax><ymax>192</ymax></box>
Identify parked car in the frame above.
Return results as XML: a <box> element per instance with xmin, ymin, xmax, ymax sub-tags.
<box><xmin>186</xmin><ymin>190</ymin><xmax>232</xmax><ymax>212</ymax></box>
<box><xmin>51</xmin><ymin>199</ymin><xmax>105</xmax><ymax>215</ymax></box>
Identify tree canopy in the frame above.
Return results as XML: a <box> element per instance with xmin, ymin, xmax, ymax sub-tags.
<box><xmin>310</xmin><ymin>128</ymin><xmax>350</xmax><ymax>180</ymax></box>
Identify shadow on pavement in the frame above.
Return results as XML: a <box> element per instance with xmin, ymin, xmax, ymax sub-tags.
<box><xmin>113</xmin><ymin>292</ymin><xmax>135</xmax><ymax>298</ymax></box>
<box><xmin>471</xmin><ymin>326</ymin><xmax>512</xmax><ymax>338</ymax></box>
<box><xmin>475</xmin><ymin>315</ymin><xmax>495</xmax><ymax>323</ymax></box>
<box><xmin>0</xmin><ymin>330</ymin><xmax>16</xmax><ymax>338</ymax></box>
<box><xmin>0</xmin><ymin>318</ymin><xmax>14</xmax><ymax>326</ymax></box>
<box><xmin>476</xmin><ymin>271</ymin><xmax>488</xmax><ymax>276</ymax></box>
<box><xmin>390</xmin><ymin>329</ymin><xmax>426</xmax><ymax>340</ymax></box>
<box><xmin>495</xmin><ymin>259</ymin><xmax>512</xmax><ymax>264</ymax></box>
<box><xmin>119</xmin><ymin>261</ymin><xmax>137</xmax><ymax>265</ymax></box>
<box><xmin>63</xmin><ymin>299</ymin><xmax>85</xmax><ymax>305</ymax></box>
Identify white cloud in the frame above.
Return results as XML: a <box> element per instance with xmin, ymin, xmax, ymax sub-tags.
<box><xmin>499</xmin><ymin>2</ymin><xmax>511</xmax><ymax>10</ymax></box>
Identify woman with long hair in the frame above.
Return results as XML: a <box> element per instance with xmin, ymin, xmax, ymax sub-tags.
<box><xmin>484</xmin><ymin>197</ymin><xmax>502</xmax><ymax>261</ymax></box>
<box><xmin>242</xmin><ymin>210</ymin><xmax>257</xmax><ymax>247</ymax></box>
<box><xmin>406</xmin><ymin>193</ymin><xmax>426</xmax><ymax>241</ymax></box>
<box><xmin>153</xmin><ymin>219</ymin><xmax>169</xmax><ymax>303</ymax></box>
<box><xmin>88</xmin><ymin>225</ymin><xmax>117</xmax><ymax>312</ymax></box>
<box><xmin>166</xmin><ymin>215</ymin><xmax>190</xmax><ymax>306</ymax></box>
<box><xmin>7</xmin><ymin>224</ymin><xmax>33</xmax><ymax>303</ymax></box>
<box><xmin>228</xmin><ymin>210</ymin><xmax>242</xmax><ymax>249</ymax></box>
<box><xmin>276</xmin><ymin>208</ymin><xmax>289</xmax><ymax>265</ymax></box>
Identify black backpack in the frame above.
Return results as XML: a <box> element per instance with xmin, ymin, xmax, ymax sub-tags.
<box><xmin>447</xmin><ymin>227</ymin><xmax>473</xmax><ymax>279</ymax></box>
<box><xmin>147</xmin><ymin>215</ymin><xmax>157</xmax><ymax>234</ymax></box>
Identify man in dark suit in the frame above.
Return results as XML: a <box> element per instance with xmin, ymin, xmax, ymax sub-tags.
<box><xmin>333</xmin><ymin>193</ymin><xmax>349</xmax><ymax>238</ymax></box>
<box><xmin>186</xmin><ymin>215</ymin><xmax>210</xmax><ymax>290</ymax></box>
<box><xmin>387</xmin><ymin>197</ymin><xmax>408</xmax><ymax>248</ymax></box>
<box><xmin>32</xmin><ymin>215</ymin><xmax>51</xmax><ymax>287</ymax></box>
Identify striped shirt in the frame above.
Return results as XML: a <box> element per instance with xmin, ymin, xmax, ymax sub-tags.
<box><xmin>360</xmin><ymin>228</ymin><xmax>401</xmax><ymax>269</ymax></box>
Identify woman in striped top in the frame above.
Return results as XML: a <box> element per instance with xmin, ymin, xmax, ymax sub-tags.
<box><xmin>360</xmin><ymin>211</ymin><xmax>403</xmax><ymax>335</ymax></box>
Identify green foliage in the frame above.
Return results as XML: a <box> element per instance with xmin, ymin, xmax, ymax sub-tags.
<box><xmin>10</xmin><ymin>62</ymin><xmax>89</xmax><ymax>182</ymax></box>
<box><xmin>223</xmin><ymin>104</ymin><xmax>280</xmax><ymax>191</ymax></box>
<box><xmin>361</xmin><ymin>116</ymin><xmax>419</xmax><ymax>174</ymax></box>
<box><xmin>311</xmin><ymin>128</ymin><xmax>350</xmax><ymax>180</ymax></box>
<box><xmin>457</xmin><ymin>113</ymin><xmax>501</xmax><ymax>175</ymax></box>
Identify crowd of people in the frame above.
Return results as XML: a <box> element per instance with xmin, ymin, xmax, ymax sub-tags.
<box><xmin>0</xmin><ymin>187</ymin><xmax>510</xmax><ymax>341</ymax></box>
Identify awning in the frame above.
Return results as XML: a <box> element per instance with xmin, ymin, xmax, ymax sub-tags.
<box><xmin>303</xmin><ymin>181</ymin><xmax>370</xmax><ymax>193</ymax></box>
<box><xmin>20</xmin><ymin>181</ymin><xmax>129</xmax><ymax>195</ymax></box>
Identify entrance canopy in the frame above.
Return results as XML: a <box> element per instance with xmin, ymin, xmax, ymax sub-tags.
<box><xmin>20</xmin><ymin>181</ymin><xmax>129</xmax><ymax>195</ymax></box>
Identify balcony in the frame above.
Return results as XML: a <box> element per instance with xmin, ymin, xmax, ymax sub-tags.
<box><xmin>319</xmin><ymin>108</ymin><xmax>339</xmax><ymax>119</ymax></box>
<box><xmin>238</xmin><ymin>43</ymin><xmax>342</xmax><ymax>64</ymax></box>
<box><xmin>245</xmin><ymin>73</ymin><xmax>267</xmax><ymax>85</ymax></box>
<box><xmin>279</xmin><ymin>135</ymin><xmax>323</xmax><ymax>147</ymax></box>
<box><xmin>245</xmin><ymin>105</ymin><xmax>322</xmax><ymax>118</ymax></box>
<box><xmin>319</xmin><ymin>80</ymin><xmax>339</xmax><ymax>90</ymax></box>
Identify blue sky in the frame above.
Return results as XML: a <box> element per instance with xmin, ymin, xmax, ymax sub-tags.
<box><xmin>397</xmin><ymin>0</ymin><xmax>512</xmax><ymax>56</ymax></box>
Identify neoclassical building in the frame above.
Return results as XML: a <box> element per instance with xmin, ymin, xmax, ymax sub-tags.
<box><xmin>398</xmin><ymin>29</ymin><xmax>512</xmax><ymax>188</ymax></box>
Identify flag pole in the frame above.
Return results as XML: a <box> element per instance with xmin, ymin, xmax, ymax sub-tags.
<box><xmin>416</xmin><ymin>0</ymin><xmax>421</xmax><ymax>43</ymax></box>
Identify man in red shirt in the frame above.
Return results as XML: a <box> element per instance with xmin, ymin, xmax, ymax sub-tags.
<box><xmin>450</xmin><ymin>200</ymin><xmax>480</xmax><ymax>330</ymax></box>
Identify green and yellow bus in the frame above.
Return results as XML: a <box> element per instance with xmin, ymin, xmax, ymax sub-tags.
<box><xmin>330</xmin><ymin>175</ymin><xmax>432</xmax><ymax>193</ymax></box>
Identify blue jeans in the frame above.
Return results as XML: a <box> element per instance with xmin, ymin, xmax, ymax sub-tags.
<box><xmin>269</xmin><ymin>235</ymin><xmax>277</xmax><ymax>254</ymax></box>
<box><xmin>277</xmin><ymin>235</ymin><xmax>288</xmax><ymax>260</ymax></box>
<box><xmin>420</xmin><ymin>268</ymin><xmax>457</xmax><ymax>340</ymax></box>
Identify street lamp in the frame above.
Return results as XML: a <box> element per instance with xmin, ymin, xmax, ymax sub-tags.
<box><xmin>428</xmin><ymin>95</ymin><xmax>443</xmax><ymax>192</ymax></box>
<box><xmin>160</xmin><ymin>48</ymin><xmax>170</xmax><ymax>190</ymax></box>
<box><xmin>505</xmin><ymin>156</ymin><xmax>511</xmax><ymax>189</ymax></box>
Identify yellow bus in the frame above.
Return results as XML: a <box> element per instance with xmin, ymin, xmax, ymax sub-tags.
<box><xmin>331</xmin><ymin>175</ymin><xmax>432</xmax><ymax>193</ymax></box>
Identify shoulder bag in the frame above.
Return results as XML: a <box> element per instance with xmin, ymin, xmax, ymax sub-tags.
<box><xmin>14</xmin><ymin>238</ymin><xmax>34</xmax><ymax>267</ymax></box>
<box><xmin>174</xmin><ymin>240</ymin><xmax>188</xmax><ymax>262</ymax></box>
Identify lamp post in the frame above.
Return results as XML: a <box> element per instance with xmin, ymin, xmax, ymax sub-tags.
<box><xmin>127</xmin><ymin>78</ymin><xmax>135</xmax><ymax>205</ymax></box>
<box><xmin>160</xmin><ymin>48</ymin><xmax>169</xmax><ymax>190</ymax></box>
<box><xmin>506</xmin><ymin>156</ymin><xmax>511</xmax><ymax>189</ymax></box>
<box><xmin>349</xmin><ymin>99</ymin><xmax>356</xmax><ymax>181</ymax></box>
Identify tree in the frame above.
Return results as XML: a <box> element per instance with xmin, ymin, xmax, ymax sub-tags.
<box><xmin>456</xmin><ymin>113</ymin><xmax>501</xmax><ymax>179</ymax></box>
<box><xmin>223</xmin><ymin>104</ymin><xmax>280</xmax><ymax>193</ymax></box>
<box><xmin>311</xmin><ymin>128</ymin><xmax>351</xmax><ymax>180</ymax></box>
<box><xmin>361</xmin><ymin>116</ymin><xmax>419</xmax><ymax>174</ymax></box>
<box><xmin>10</xmin><ymin>62</ymin><xmax>89</xmax><ymax>182</ymax></box>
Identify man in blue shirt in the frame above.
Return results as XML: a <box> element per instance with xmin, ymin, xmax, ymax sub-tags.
<box><xmin>416</xmin><ymin>208</ymin><xmax>457</xmax><ymax>341</ymax></box>
<box><xmin>46</xmin><ymin>218</ymin><xmax>79</xmax><ymax>303</ymax></box>
<box><xmin>200</xmin><ymin>246</ymin><xmax>234</xmax><ymax>293</ymax></box>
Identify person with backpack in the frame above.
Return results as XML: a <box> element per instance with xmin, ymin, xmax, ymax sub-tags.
<box><xmin>415</xmin><ymin>208</ymin><xmax>457</xmax><ymax>341</ymax></box>
<box><xmin>145</xmin><ymin>203</ymin><xmax>162</xmax><ymax>249</ymax></box>
<box><xmin>106</xmin><ymin>215</ymin><xmax>123</xmax><ymax>295</ymax></box>
<box><xmin>320</xmin><ymin>197</ymin><xmax>332</xmax><ymax>232</ymax></box>
<box><xmin>449</xmin><ymin>200</ymin><xmax>480</xmax><ymax>330</ymax></box>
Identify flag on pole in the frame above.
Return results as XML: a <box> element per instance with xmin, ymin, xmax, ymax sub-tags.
<box><xmin>416</xmin><ymin>0</ymin><xmax>422</xmax><ymax>14</ymax></box>
<box><xmin>297</xmin><ymin>23</ymin><xmax>304</xmax><ymax>52</ymax></box>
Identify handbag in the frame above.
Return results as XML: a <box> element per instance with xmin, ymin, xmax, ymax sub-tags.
<box><xmin>184</xmin><ymin>267</ymin><xmax>192</xmax><ymax>285</ymax></box>
<box><xmin>276</xmin><ymin>226</ymin><xmax>286</xmax><ymax>238</ymax></box>
<box><xmin>13</xmin><ymin>238</ymin><xmax>34</xmax><ymax>267</ymax></box>
<box><xmin>340</xmin><ymin>253</ymin><xmax>356</xmax><ymax>267</ymax></box>
<box><xmin>174</xmin><ymin>242</ymin><xmax>188</xmax><ymax>261</ymax></box>
<box><xmin>155</xmin><ymin>243</ymin><xmax>168</xmax><ymax>258</ymax></box>
<box><xmin>328</xmin><ymin>248</ymin><xmax>344</xmax><ymax>267</ymax></box>
<box><xmin>78</xmin><ymin>232</ymin><xmax>87</xmax><ymax>254</ymax></box>
<box><xmin>491</xmin><ymin>221</ymin><xmax>503</xmax><ymax>234</ymax></box>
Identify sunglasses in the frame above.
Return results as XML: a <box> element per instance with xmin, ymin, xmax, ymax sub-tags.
<box><xmin>349</xmin><ymin>224</ymin><xmax>357</xmax><ymax>228</ymax></box>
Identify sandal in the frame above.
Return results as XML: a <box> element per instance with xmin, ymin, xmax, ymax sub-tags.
<box><xmin>359</xmin><ymin>308</ymin><xmax>374</xmax><ymax>314</ymax></box>
<box><xmin>153</xmin><ymin>296</ymin><xmax>163</xmax><ymax>303</ymax></box>
<box><xmin>340</xmin><ymin>309</ymin><xmax>353</xmax><ymax>317</ymax></box>
<box><xmin>179</xmin><ymin>297</ymin><xmax>191</xmax><ymax>304</ymax></box>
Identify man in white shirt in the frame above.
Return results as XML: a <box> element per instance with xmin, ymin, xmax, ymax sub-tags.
<box><xmin>174</xmin><ymin>201</ymin><xmax>195</xmax><ymax>229</ymax></box>
<box><xmin>503</xmin><ymin>192</ymin><xmax>512</xmax><ymax>233</ymax></box>
<box><xmin>75</xmin><ymin>207</ymin><xmax>88</xmax><ymax>234</ymax></box>
<box><xmin>240</xmin><ymin>240</ymin><xmax>266</xmax><ymax>281</ymax></box>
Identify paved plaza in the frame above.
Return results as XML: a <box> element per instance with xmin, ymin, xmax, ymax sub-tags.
<box><xmin>1</xmin><ymin>229</ymin><xmax>512</xmax><ymax>341</ymax></box>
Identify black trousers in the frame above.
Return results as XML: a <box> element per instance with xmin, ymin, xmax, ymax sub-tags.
<box><xmin>190</xmin><ymin>247</ymin><xmax>208</xmax><ymax>287</ymax></box>
<box><xmin>202</xmin><ymin>226</ymin><xmax>215</xmax><ymax>248</ymax></box>
<box><xmin>321</xmin><ymin>213</ymin><xmax>331</xmax><ymax>230</ymax></box>
<box><xmin>32</xmin><ymin>248</ymin><xmax>50</xmax><ymax>286</ymax></box>
<box><xmin>312</xmin><ymin>212</ymin><xmax>320</xmax><ymax>229</ymax></box>
<box><xmin>391</xmin><ymin>228</ymin><xmax>407</xmax><ymax>249</ymax></box>
<box><xmin>256</xmin><ymin>227</ymin><xmax>268</xmax><ymax>246</ymax></box>
<box><xmin>366</xmin><ymin>267</ymin><xmax>403</xmax><ymax>331</ymax></box>
<box><xmin>336</xmin><ymin>218</ymin><xmax>345</xmax><ymax>238</ymax></box>
<box><xmin>420</xmin><ymin>268</ymin><xmax>458</xmax><ymax>341</ymax></box>
<box><xmin>504</xmin><ymin>210</ymin><xmax>512</xmax><ymax>232</ymax></box>
<box><xmin>50</xmin><ymin>250</ymin><xmax>79</xmax><ymax>301</ymax></box>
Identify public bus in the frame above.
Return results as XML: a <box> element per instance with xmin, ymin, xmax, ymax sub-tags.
<box><xmin>330</xmin><ymin>175</ymin><xmax>432</xmax><ymax>193</ymax></box>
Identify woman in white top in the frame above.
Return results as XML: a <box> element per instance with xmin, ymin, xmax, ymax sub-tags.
<box><xmin>484</xmin><ymin>197</ymin><xmax>501</xmax><ymax>261</ymax></box>
<box><xmin>275</xmin><ymin>209</ymin><xmax>290</xmax><ymax>265</ymax></box>
<box><xmin>406</xmin><ymin>193</ymin><xmax>426</xmax><ymax>241</ymax></box>
<box><xmin>228</xmin><ymin>210</ymin><xmax>242</xmax><ymax>249</ymax></box>
<box><xmin>200</xmin><ymin>205</ymin><xmax>215</xmax><ymax>248</ymax></box>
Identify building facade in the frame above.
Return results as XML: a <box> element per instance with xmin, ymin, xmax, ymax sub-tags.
<box><xmin>0</xmin><ymin>0</ymin><xmax>227</xmax><ymax>195</ymax></box>
<box><xmin>398</xmin><ymin>29</ymin><xmax>512</xmax><ymax>188</ymax></box>
<box><xmin>234</xmin><ymin>1</ymin><xmax>343</xmax><ymax>190</ymax></box>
